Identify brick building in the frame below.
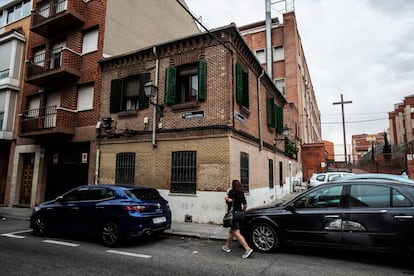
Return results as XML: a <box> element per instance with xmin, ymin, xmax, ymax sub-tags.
<box><xmin>98</xmin><ymin>24</ymin><xmax>297</xmax><ymax>223</ymax></box>
<box><xmin>352</xmin><ymin>132</ymin><xmax>385</xmax><ymax>165</ymax></box>
<box><xmin>0</xmin><ymin>0</ymin><xmax>32</xmax><ymax>205</ymax></box>
<box><xmin>389</xmin><ymin>95</ymin><xmax>414</xmax><ymax>149</ymax></box>
<box><xmin>239</xmin><ymin>12</ymin><xmax>322</xmax><ymax>157</ymax></box>
<box><xmin>4</xmin><ymin>0</ymin><xmax>199</xmax><ymax>207</ymax></box>
<box><xmin>239</xmin><ymin>11</ymin><xmax>321</xmax><ymax>182</ymax></box>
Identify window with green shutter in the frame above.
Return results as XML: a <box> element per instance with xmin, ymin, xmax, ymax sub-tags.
<box><xmin>276</xmin><ymin>105</ymin><xmax>283</xmax><ymax>133</ymax></box>
<box><xmin>236</xmin><ymin>64</ymin><xmax>249</xmax><ymax>109</ymax></box>
<box><xmin>165</xmin><ymin>60</ymin><xmax>207</xmax><ymax>105</ymax></box>
<box><xmin>266</xmin><ymin>98</ymin><xmax>276</xmax><ymax>128</ymax></box>
<box><xmin>109</xmin><ymin>73</ymin><xmax>150</xmax><ymax>113</ymax></box>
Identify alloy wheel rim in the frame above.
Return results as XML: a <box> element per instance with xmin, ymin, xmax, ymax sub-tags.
<box><xmin>103</xmin><ymin>222</ymin><xmax>119</xmax><ymax>245</ymax></box>
<box><xmin>252</xmin><ymin>225</ymin><xmax>276</xmax><ymax>251</ymax></box>
<box><xmin>35</xmin><ymin>217</ymin><xmax>45</xmax><ymax>234</ymax></box>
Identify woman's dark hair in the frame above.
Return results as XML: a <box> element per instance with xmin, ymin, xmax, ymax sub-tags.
<box><xmin>232</xmin><ymin>179</ymin><xmax>244</xmax><ymax>195</ymax></box>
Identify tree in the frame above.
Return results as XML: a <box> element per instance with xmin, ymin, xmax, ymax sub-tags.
<box><xmin>383</xmin><ymin>132</ymin><xmax>392</xmax><ymax>160</ymax></box>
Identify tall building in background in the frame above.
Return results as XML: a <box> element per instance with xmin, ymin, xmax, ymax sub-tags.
<box><xmin>239</xmin><ymin>10</ymin><xmax>321</xmax><ymax>167</ymax></box>
<box><xmin>389</xmin><ymin>95</ymin><xmax>414</xmax><ymax>151</ymax></box>
<box><xmin>351</xmin><ymin>133</ymin><xmax>385</xmax><ymax>165</ymax></box>
<box><xmin>5</xmin><ymin>0</ymin><xmax>199</xmax><ymax>207</ymax></box>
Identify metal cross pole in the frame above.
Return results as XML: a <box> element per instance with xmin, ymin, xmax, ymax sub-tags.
<box><xmin>333</xmin><ymin>94</ymin><xmax>352</xmax><ymax>164</ymax></box>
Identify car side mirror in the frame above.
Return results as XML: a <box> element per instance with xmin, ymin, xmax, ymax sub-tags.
<box><xmin>286</xmin><ymin>202</ymin><xmax>297</xmax><ymax>212</ymax></box>
<box><xmin>55</xmin><ymin>196</ymin><xmax>65</xmax><ymax>203</ymax></box>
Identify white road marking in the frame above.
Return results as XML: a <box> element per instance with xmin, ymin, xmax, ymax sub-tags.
<box><xmin>1</xmin><ymin>229</ymin><xmax>32</xmax><ymax>239</ymax></box>
<box><xmin>106</xmin><ymin>249</ymin><xmax>152</xmax><ymax>259</ymax></box>
<box><xmin>43</xmin><ymin>239</ymin><xmax>80</xmax><ymax>247</ymax></box>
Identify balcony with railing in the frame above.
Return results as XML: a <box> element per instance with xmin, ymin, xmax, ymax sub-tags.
<box><xmin>31</xmin><ymin>0</ymin><xmax>86</xmax><ymax>37</ymax></box>
<box><xmin>26</xmin><ymin>47</ymin><xmax>81</xmax><ymax>88</ymax></box>
<box><xmin>20</xmin><ymin>106</ymin><xmax>76</xmax><ymax>138</ymax></box>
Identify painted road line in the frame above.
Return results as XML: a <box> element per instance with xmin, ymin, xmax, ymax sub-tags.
<box><xmin>106</xmin><ymin>250</ymin><xmax>152</xmax><ymax>259</ymax></box>
<box><xmin>1</xmin><ymin>229</ymin><xmax>32</xmax><ymax>239</ymax></box>
<box><xmin>43</xmin><ymin>239</ymin><xmax>80</xmax><ymax>247</ymax></box>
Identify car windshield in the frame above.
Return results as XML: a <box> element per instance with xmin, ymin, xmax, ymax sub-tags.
<box><xmin>126</xmin><ymin>188</ymin><xmax>162</xmax><ymax>200</ymax></box>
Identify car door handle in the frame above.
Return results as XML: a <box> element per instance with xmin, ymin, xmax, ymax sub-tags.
<box><xmin>325</xmin><ymin>215</ymin><xmax>340</xmax><ymax>219</ymax></box>
<box><xmin>70</xmin><ymin>207</ymin><xmax>79</xmax><ymax>210</ymax></box>
<box><xmin>96</xmin><ymin>206</ymin><xmax>104</xmax><ymax>209</ymax></box>
<box><xmin>394</xmin><ymin>215</ymin><xmax>413</xmax><ymax>220</ymax></box>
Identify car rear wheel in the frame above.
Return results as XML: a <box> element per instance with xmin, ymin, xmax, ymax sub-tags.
<box><xmin>32</xmin><ymin>216</ymin><xmax>47</xmax><ymax>236</ymax></box>
<box><xmin>102</xmin><ymin>220</ymin><xmax>122</xmax><ymax>247</ymax></box>
<box><xmin>251</xmin><ymin>222</ymin><xmax>280</xmax><ymax>253</ymax></box>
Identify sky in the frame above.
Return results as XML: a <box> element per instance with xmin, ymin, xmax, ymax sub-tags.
<box><xmin>185</xmin><ymin>0</ymin><xmax>414</xmax><ymax>161</ymax></box>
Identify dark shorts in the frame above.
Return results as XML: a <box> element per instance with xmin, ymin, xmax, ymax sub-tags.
<box><xmin>230</xmin><ymin>210</ymin><xmax>245</xmax><ymax>230</ymax></box>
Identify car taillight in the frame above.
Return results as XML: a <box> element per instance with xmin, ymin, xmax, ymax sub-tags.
<box><xmin>124</xmin><ymin>205</ymin><xmax>147</xmax><ymax>212</ymax></box>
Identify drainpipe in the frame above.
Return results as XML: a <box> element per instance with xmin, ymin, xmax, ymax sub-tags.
<box><xmin>265</xmin><ymin>0</ymin><xmax>273</xmax><ymax>77</ymax></box>
<box><xmin>152</xmin><ymin>46</ymin><xmax>159</xmax><ymax>147</ymax></box>
<box><xmin>94</xmin><ymin>148</ymin><xmax>100</xmax><ymax>184</ymax></box>
<box><xmin>258</xmin><ymin>69</ymin><xmax>265</xmax><ymax>151</ymax></box>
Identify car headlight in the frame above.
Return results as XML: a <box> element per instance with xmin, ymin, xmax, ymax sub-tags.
<box><xmin>34</xmin><ymin>206</ymin><xmax>41</xmax><ymax>212</ymax></box>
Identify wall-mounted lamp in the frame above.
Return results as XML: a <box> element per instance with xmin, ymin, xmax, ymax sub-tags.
<box><xmin>274</xmin><ymin>125</ymin><xmax>291</xmax><ymax>147</ymax></box>
<box><xmin>144</xmin><ymin>81</ymin><xmax>164</xmax><ymax>116</ymax></box>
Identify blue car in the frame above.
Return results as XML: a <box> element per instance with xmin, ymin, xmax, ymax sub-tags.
<box><xmin>30</xmin><ymin>184</ymin><xmax>171</xmax><ymax>247</ymax></box>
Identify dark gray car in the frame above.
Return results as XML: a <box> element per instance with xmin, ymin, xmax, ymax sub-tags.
<box><xmin>243</xmin><ymin>179</ymin><xmax>414</xmax><ymax>256</ymax></box>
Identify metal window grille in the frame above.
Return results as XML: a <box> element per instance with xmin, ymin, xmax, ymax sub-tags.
<box><xmin>171</xmin><ymin>151</ymin><xmax>196</xmax><ymax>194</ymax></box>
<box><xmin>240</xmin><ymin>152</ymin><xmax>249</xmax><ymax>192</ymax></box>
<box><xmin>115</xmin><ymin>152</ymin><xmax>135</xmax><ymax>184</ymax></box>
<box><xmin>269</xmin><ymin>159</ymin><xmax>274</xmax><ymax>189</ymax></box>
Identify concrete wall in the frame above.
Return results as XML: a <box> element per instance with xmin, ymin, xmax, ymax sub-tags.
<box><xmin>104</xmin><ymin>0</ymin><xmax>199</xmax><ymax>56</ymax></box>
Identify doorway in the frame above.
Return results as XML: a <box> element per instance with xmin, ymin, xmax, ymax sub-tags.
<box><xmin>19</xmin><ymin>153</ymin><xmax>35</xmax><ymax>205</ymax></box>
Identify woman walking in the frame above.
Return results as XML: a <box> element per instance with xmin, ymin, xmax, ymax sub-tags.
<box><xmin>222</xmin><ymin>179</ymin><xmax>253</xmax><ymax>259</ymax></box>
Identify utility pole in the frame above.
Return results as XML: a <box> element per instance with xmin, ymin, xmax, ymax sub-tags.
<box><xmin>333</xmin><ymin>94</ymin><xmax>352</xmax><ymax>164</ymax></box>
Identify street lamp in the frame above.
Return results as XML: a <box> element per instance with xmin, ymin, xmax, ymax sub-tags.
<box><xmin>274</xmin><ymin>125</ymin><xmax>291</xmax><ymax>147</ymax></box>
<box><xmin>144</xmin><ymin>81</ymin><xmax>164</xmax><ymax>113</ymax></box>
<box><xmin>144</xmin><ymin>81</ymin><xmax>158</xmax><ymax>98</ymax></box>
<box><xmin>144</xmin><ymin>81</ymin><xmax>164</xmax><ymax>147</ymax></box>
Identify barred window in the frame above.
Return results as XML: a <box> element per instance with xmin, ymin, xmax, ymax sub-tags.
<box><xmin>240</xmin><ymin>152</ymin><xmax>249</xmax><ymax>192</ymax></box>
<box><xmin>269</xmin><ymin>159</ymin><xmax>274</xmax><ymax>189</ymax></box>
<box><xmin>171</xmin><ymin>151</ymin><xmax>196</xmax><ymax>194</ymax></box>
<box><xmin>115</xmin><ymin>152</ymin><xmax>135</xmax><ymax>184</ymax></box>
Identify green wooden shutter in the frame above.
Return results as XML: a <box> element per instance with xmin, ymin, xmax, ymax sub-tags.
<box><xmin>236</xmin><ymin>64</ymin><xmax>243</xmax><ymax>103</ymax></box>
<box><xmin>242</xmin><ymin>71</ymin><xmax>249</xmax><ymax>109</ymax></box>
<box><xmin>139</xmin><ymin>73</ymin><xmax>150</xmax><ymax>109</ymax></box>
<box><xmin>198</xmin><ymin>59</ymin><xmax>207</xmax><ymax>101</ymax></box>
<box><xmin>110</xmin><ymin>79</ymin><xmax>122</xmax><ymax>113</ymax></box>
<box><xmin>266</xmin><ymin>98</ymin><xmax>275</xmax><ymax>127</ymax></box>
<box><xmin>165</xmin><ymin>66</ymin><xmax>177</xmax><ymax>104</ymax></box>
<box><xmin>276</xmin><ymin>105</ymin><xmax>283</xmax><ymax>133</ymax></box>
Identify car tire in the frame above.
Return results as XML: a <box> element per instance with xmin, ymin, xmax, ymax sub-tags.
<box><xmin>32</xmin><ymin>216</ymin><xmax>47</xmax><ymax>237</ymax></box>
<box><xmin>102</xmin><ymin>220</ymin><xmax>123</xmax><ymax>247</ymax></box>
<box><xmin>250</xmin><ymin>222</ymin><xmax>281</xmax><ymax>253</ymax></box>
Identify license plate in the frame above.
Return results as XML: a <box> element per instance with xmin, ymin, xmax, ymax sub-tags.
<box><xmin>152</xmin><ymin>216</ymin><xmax>166</xmax><ymax>224</ymax></box>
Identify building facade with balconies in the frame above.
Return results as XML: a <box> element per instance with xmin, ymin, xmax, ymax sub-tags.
<box><xmin>5</xmin><ymin>0</ymin><xmax>200</xmax><ymax>207</ymax></box>
<box><xmin>97</xmin><ymin>24</ymin><xmax>298</xmax><ymax>224</ymax></box>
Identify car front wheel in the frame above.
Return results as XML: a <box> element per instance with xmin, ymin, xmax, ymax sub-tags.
<box><xmin>102</xmin><ymin>220</ymin><xmax>122</xmax><ymax>247</ymax></box>
<box><xmin>251</xmin><ymin>222</ymin><xmax>280</xmax><ymax>253</ymax></box>
<box><xmin>32</xmin><ymin>216</ymin><xmax>47</xmax><ymax>236</ymax></box>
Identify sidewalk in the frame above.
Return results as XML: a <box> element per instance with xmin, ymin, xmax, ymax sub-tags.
<box><xmin>0</xmin><ymin>192</ymin><xmax>300</xmax><ymax>241</ymax></box>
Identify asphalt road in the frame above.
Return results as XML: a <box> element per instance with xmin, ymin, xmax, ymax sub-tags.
<box><xmin>1</xmin><ymin>218</ymin><xmax>414</xmax><ymax>276</ymax></box>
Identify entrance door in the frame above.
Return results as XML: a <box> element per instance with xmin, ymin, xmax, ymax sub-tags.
<box><xmin>19</xmin><ymin>154</ymin><xmax>34</xmax><ymax>205</ymax></box>
<box><xmin>45</xmin><ymin>143</ymin><xmax>89</xmax><ymax>201</ymax></box>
